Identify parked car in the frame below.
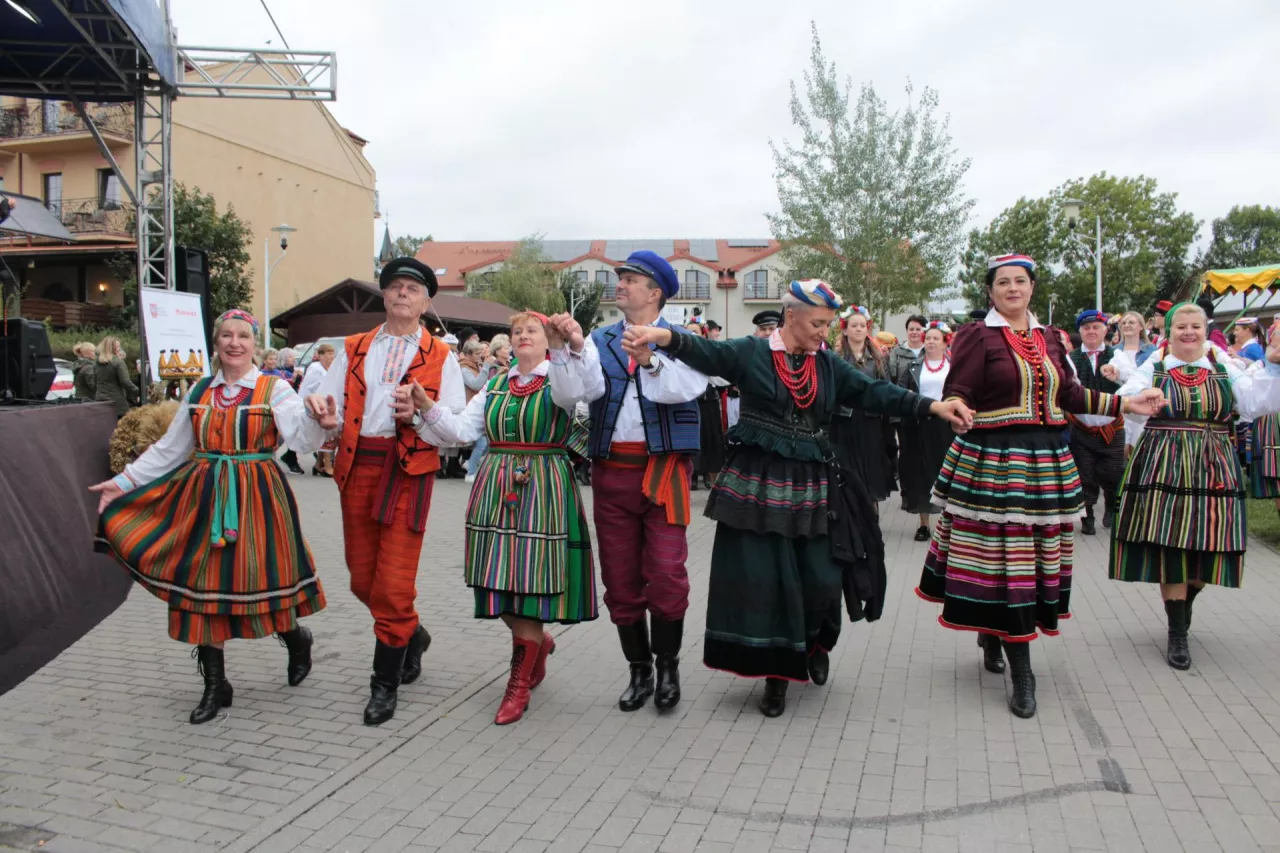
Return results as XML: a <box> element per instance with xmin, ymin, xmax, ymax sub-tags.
<box><xmin>46</xmin><ymin>358</ymin><xmax>75</xmax><ymax>401</ymax></box>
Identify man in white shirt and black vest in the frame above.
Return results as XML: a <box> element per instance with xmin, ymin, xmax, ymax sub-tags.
<box><xmin>1067</xmin><ymin>309</ymin><xmax>1126</xmax><ymax>535</ymax></box>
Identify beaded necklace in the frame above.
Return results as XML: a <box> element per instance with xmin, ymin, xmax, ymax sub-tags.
<box><xmin>923</xmin><ymin>355</ymin><xmax>948</xmax><ymax>373</ymax></box>
<box><xmin>772</xmin><ymin>350</ymin><xmax>818</xmax><ymax>409</ymax></box>
<box><xmin>1001</xmin><ymin>327</ymin><xmax>1047</xmax><ymax>364</ymax></box>
<box><xmin>214</xmin><ymin>383</ymin><xmax>252</xmax><ymax>410</ymax></box>
<box><xmin>508</xmin><ymin>373</ymin><xmax>546</xmax><ymax>397</ymax></box>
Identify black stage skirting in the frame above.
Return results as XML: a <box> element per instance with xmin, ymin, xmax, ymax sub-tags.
<box><xmin>0</xmin><ymin>401</ymin><xmax>131</xmax><ymax>695</ymax></box>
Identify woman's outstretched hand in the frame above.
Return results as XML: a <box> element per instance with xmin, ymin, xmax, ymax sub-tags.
<box><xmin>930</xmin><ymin>399</ymin><xmax>974</xmax><ymax>433</ymax></box>
<box><xmin>88</xmin><ymin>479</ymin><xmax>124</xmax><ymax>514</ymax></box>
<box><xmin>1123</xmin><ymin>388</ymin><xmax>1166</xmax><ymax>416</ymax></box>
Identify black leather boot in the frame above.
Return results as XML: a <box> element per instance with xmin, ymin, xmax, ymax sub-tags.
<box><xmin>1002</xmin><ymin>641</ymin><xmax>1036</xmax><ymax>719</ymax></box>
<box><xmin>978</xmin><ymin>633</ymin><xmax>1005</xmax><ymax>674</ymax></box>
<box><xmin>651</xmin><ymin>618</ymin><xmax>682</xmax><ymax>711</ymax></box>
<box><xmin>190</xmin><ymin>646</ymin><xmax>233</xmax><ymax>725</ymax></box>
<box><xmin>616</xmin><ymin>621</ymin><xmax>654</xmax><ymax>712</ymax></box>
<box><xmin>364</xmin><ymin>641</ymin><xmax>406</xmax><ymax>726</ymax></box>
<box><xmin>759</xmin><ymin>678</ymin><xmax>788</xmax><ymax>718</ymax></box>
<box><xmin>277</xmin><ymin>626</ymin><xmax>313</xmax><ymax>687</ymax></box>
<box><xmin>401</xmin><ymin>624</ymin><xmax>432</xmax><ymax>685</ymax></box>
<box><xmin>1080</xmin><ymin>509</ymin><xmax>1096</xmax><ymax>536</ymax></box>
<box><xmin>1185</xmin><ymin>584</ymin><xmax>1203</xmax><ymax>630</ymax></box>
<box><xmin>807</xmin><ymin>650</ymin><xmax>830</xmax><ymax>686</ymax></box>
<box><xmin>1165</xmin><ymin>599</ymin><xmax>1191</xmax><ymax>670</ymax></box>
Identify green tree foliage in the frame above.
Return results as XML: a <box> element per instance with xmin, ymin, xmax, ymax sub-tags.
<box><xmin>559</xmin><ymin>270</ymin><xmax>604</xmax><ymax>331</ymax></box>
<box><xmin>961</xmin><ymin>173</ymin><xmax>1200</xmax><ymax>319</ymax></box>
<box><xmin>1198</xmin><ymin>205</ymin><xmax>1280</xmax><ymax>271</ymax></box>
<box><xmin>392</xmin><ymin>234</ymin><xmax>432</xmax><ymax>258</ymax></box>
<box><xmin>474</xmin><ymin>237</ymin><xmax>565</xmax><ymax>317</ymax></box>
<box><xmin>116</xmin><ymin>182</ymin><xmax>254</xmax><ymax>324</ymax></box>
<box><xmin>768</xmin><ymin>24</ymin><xmax>974</xmax><ymax>322</ymax></box>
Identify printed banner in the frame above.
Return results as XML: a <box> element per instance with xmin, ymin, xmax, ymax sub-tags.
<box><xmin>140</xmin><ymin>288</ymin><xmax>210</xmax><ymax>381</ymax></box>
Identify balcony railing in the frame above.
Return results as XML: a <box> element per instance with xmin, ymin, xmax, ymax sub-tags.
<box><xmin>47</xmin><ymin>197</ymin><xmax>135</xmax><ymax>236</ymax></box>
<box><xmin>743</xmin><ymin>281</ymin><xmax>782</xmax><ymax>300</ymax></box>
<box><xmin>0</xmin><ymin>101</ymin><xmax>134</xmax><ymax>142</ymax></box>
<box><xmin>674</xmin><ymin>281</ymin><xmax>711</xmax><ymax>301</ymax></box>
<box><xmin>21</xmin><ymin>299</ymin><xmax>116</xmax><ymax>329</ymax></box>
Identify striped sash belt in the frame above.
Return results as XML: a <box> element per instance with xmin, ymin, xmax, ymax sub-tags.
<box><xmin>194</xmin><ymin>451</ymin><xmax>275</xmax><ymax>547</ymax></box>
<box><xmin>599</xmin><ymin>440</ymin><xmax>691</xmax><ymax>526</ymax></box>
<box><xmin>353</xmin><ymin>435</ymin><xmax>432</xmax><ymax>533</ymax></box>
<box><xmin>1066</xmin><ymin>413</ymin><xmax>1125</xmax><ymax>444</ymax></box>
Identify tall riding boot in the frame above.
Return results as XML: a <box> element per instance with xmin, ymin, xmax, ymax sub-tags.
<box><xmin>400</xmin><ymin>624</ymin><xmax>432</xmax><ymax>685</ymax></box>
<box><xmin>759</xmin><ymin>678</ymin><xmax>788</xmax><ymax>718</ymax></box>
<box><xmin>1002</xmin><ymin>641</ymin><xmax>1036</xmax><ymax>719</ymax></box>
<box><xmin>277</xmin><ymin>626</ymin><xmax>314</xmax><ymax>686</ymax></box>
<box><xmin>495</xmin><ymin>636</ymin><xmax>541</xmax><ymax>725</ymax></box>
<box><xmin>978</xmin><ymin>633</ymin><xmax>1005</xmax><ymax>674</ymax></box>
<box><xmin>1164</xmin><ymin>599</ymin><xmax>1191</xmax><ymax>670</ymax></box>
<box><xmin>364</xmin><ymin>641</ymin><xmax>406</xmax><ymax>726</ymax></box>
<box><xmin>651</xmin><ymin>619</ymin><xmax>683</xmax><ymax>710</ymax></box>
<box><xmin>530</xmin><ymin>631</ymin><xmax>556</xmax><ymax>690</ymax></box>
<box><xmin>190</xmin><ymin>646</ymin><xmax>233</xmax><ymax>725</ymax></box>
<box><xmin>616</xmin><ymin>620</ymin><xmax>654</xmax><ymax>712</ymax></box>
<box><xmin>1185</xmin><ymin>584</ymin><xmax>1203</xmax><ymax>630</ymax></box>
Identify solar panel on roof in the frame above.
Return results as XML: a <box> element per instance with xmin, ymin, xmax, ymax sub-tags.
<box><xmin>605</xmin><ymin>240</ymin><xmax>675</xmax><ymax>260</ymax></box>
<box><xmin>687</xmin><ymin>239</ymin><xmax>718</xmax><ymax>262</ymax></box>
<box><xmin>539</xmin><ymin>240</ymin><xmax>593</xmax><ymax>262</ymax></box>
<box><xmin>726</xmin><ymin>239</ymin><xmax>772</xmax><ymax>248</ymax></box>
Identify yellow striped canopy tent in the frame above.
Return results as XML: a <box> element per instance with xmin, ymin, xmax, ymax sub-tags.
<box><xmin>1202</xmin><ymin>264</ymin><xmax>1280</xmax><ymax>294</ymax></box>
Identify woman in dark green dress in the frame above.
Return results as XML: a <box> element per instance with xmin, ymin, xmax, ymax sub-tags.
<box><xmin>623</xmin><ymin>280</ymin><xmax>973</xmax><ymax>717</ymax></box>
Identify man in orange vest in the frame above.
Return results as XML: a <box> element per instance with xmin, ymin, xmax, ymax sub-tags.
<box><xmin>303</xmin><ymin>257</ymin><xmax>465</xmax><ymax>725</ymax></box>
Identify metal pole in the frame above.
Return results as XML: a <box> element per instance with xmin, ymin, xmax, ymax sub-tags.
<box><xmin>1095</xmin><ymin>215</ymin><xmax>1103</xmax><ymax>311</ymax></box>
<box><xmin>263</xmin><ymin>238</ymin><xmax>270</xmax><ymax>346</ymax></box>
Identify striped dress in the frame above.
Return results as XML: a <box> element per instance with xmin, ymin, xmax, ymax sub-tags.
<box><xmin>97</xmin><ymin>374</ymin><xmax>325</xmax><ymax>644</ymax></box>
<box><xmin>464</xmin><ymin>373</ymin><xmax>597</xmax><ymax>623</ymax></box>
<box><xmin>1250</xmin><ymin>412</ymin><xmax>1280</xmax><ymax>498</ymax></box>
<box><xmin>1112</xmin><ymin>360</ymin><xmax>1245</xmax><ymax>586</ymax></box>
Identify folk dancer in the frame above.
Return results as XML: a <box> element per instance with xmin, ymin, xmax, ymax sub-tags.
<box><xmin>93</xmin><ymin>310</ymin><xmax>326</xmax><ymax>724</ymax></box>
<box><xmin>302</xmin><ymin>257</ymin><xmax>466</xmax><ymax>725</ymax></box>
<box><xmin>1065</xmin><ymin>309</ymin><xmax>1127</xmax><ymax>535</ymax></box>
<box><xmin>585</xmin><ymin>250</ymin><xmax>707</xmax><ymax>713</ymax></box>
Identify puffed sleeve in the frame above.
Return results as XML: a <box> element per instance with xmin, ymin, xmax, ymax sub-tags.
<box><xmin>419</xmin><ymin>385</ymin><xmax>487</xmax><ymax>446</ymax></box>
<box><xmin>295</xmin><ymin>349</ymin><xmax>347</xmax><ymax>450</ymax></box>
<box><xmin>1231</xmin><ymin>361</ymin><xmax>1280</xmax><ymax>420</ymax></box>
<box><xmin>547</xmin><ymin>338</ymin><xmax>606</xmax><ymax>410</ymax></box>
<box><xmin>114</xmin><ymin>401</ymin><xmax>195</xmax><ymax>493</ymax></box>
<box><xmin>1114</xmin><ymin>359</ymin><xmax>1157</xmax><ymax>397</ymax></box>
<box><xmin>269</xmin><ymin>377</ymin><xmax>325</xmax><ymax>454</ymax></box>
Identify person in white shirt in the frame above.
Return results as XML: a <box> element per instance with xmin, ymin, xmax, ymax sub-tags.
<box><xmin>299</xmin><ymin>343</ymin><xmax>337</xmax><ymax>476</ymax></box>
<box><xmin>301</xmin><ymin>257</ymin><xmax>466</xmax><ymax>726</ymax></box>
<box><xmin>1064</xmin><ymin>309</ymin><xmax>1127</xmax><ymax>535</ymax></box>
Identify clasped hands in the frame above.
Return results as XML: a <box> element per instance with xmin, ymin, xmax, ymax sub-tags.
<box><xmin>621</xmin><ymin>325</ymin><xmax>672</xmax><ymax>367</ymax></box>
<box><xmin>1123</xmin><ymin>388</ymin><xmax>1165</xmax><ymax>416</ymax></box>
<box><xmin>542</xmin><ymin>313</ymin><xmax>586</xmax><ymax>354</ymax></box>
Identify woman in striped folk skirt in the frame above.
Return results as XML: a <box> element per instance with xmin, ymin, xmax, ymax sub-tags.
<box><xmin>915</xmin><ymin>256</ymin><xmax>1163</xmax><ymax>719</ymax></box>
<box><xmin>91</xmin><ymin>310</ymin><xmax>326</xmax><ymax>724</ymax></box>
<box><xmin>1111</xmin><ymin>302</ymin><xmax>1280</xmax><ymax>670</ymax></box>
<box><xmin>418</xmin><ymin>311</ymin><xmax>603</xmax><ymax>725</ymax></box>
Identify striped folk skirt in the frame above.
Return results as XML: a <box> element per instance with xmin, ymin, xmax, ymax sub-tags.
<box><xmin>1111</xmin><ymin>420</ymin><xmax>1246</xmax><ymax>587</ymax></box>
<box><xmin>1250</xmin><ymin>413</ymin><xmax>1280</xmax><ymax>499</ymax></box>
<box><xmin>465</xmin><ymin>446</ymin><xmax>598</xmax><ymax>623</ymax></box>
<box><xmin>97</xmin><ymin>455</ymin><xmax>325</xmax><ymax>644</ymax></box>
<box><xmin>916</xmin><ymin>427</ymin><xmax>1080</xmax><ymax>641</ymax></box>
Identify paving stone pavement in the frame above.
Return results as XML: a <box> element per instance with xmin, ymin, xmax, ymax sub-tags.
<box><xmin>6</xmin><ymin>463</ymin><xmax>1280</xmax><ymax>852</ymax></box>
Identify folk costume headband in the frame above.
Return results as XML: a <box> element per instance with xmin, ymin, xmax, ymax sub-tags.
<box><xmin>216</xmin><ymin>308</ymin><xmax>260</xmax><ymax>336</ymax></box>
<box><xmin>987</xmin><ymin>253</ymin><xmax>1036</xmax><ymax>272</ymax></box>
<box><xmin>839</xmin><ymin>304</ymin><xmax>870</xmax><ymax>329</ymax></box>
<box><xmin>788</xmin><ymin>279</ymin><xmax>843</xmax><ymax>309</ymax></box>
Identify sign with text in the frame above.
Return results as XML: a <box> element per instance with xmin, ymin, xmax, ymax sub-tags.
<box><xmin>140</xmin><ymin>288</ymin><xmax>210</xmax><ymax>381</ymax></box>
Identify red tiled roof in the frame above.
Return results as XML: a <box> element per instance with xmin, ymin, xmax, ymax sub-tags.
<box><xmin>415</xmin><ymin>239</ymin><xmax>783</xmax><ymax>290</ymax></box>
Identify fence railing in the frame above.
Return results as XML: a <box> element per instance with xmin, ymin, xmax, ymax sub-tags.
<box><xmin>743</xmin><ymin>281</ymin><xmax>781</xmax><ymax>300</ymax></box>
<box><xmin>48</xmin><ymin>197</ymin><xmax>135</xmax><ymax>235</ymax></box>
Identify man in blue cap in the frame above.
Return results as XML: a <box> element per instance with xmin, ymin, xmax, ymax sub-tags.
<box><xmin>583</xmin><ymin>250</ymin><xmax>707</xmax><ymax>714</ymax></box>
<box><xmin>1065</xmin><ymin>308</ymin><xmax>1125</xmax><ymax>535</ymax></box>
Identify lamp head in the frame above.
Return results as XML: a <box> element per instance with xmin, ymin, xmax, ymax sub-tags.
<box><xmin>1061</xmin><ymin>198</ymin><xmax>1084</xmax><ymax>230</ymax></box>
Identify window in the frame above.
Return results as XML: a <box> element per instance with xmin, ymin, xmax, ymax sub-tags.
<box><xmin>596</xmin><ymin>269</ymin><xmax>618</xmax><ymax>300</ymax></box>
<box><xmin>43</xmin><ymin>173</ymin><xmax>62</xmax><ymax>218</ymax></box>
<box><xmin>573</xmin><ymin>269</ymin><xmax>588</xmax><ymax>283</ymax></box>
<box><xmin>98</xmin><ymin>169</ymin><xmax>121</xmax><ymax>209</ymax></box>
<box><xmin>744</xmin><ymin>269</ymin><xmax>770</xmax><ymax>299</ymax></box>
<box><xmin>680</xmin><ymin>269</ymin><xmax>710</xmax><ymax>300</ymax></box>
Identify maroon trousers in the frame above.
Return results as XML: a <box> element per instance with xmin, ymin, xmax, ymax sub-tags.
<box><xmin>592</xmin><ymin>462</ymin><xmax>691</xmax><ymax>625</ymax></box>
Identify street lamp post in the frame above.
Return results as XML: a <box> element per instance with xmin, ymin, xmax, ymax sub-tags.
<box><xmin>263</xmin><ymin>223</ymin><xmax>297</xmax><ymax>346</ymax></box>
<box><xmin>1061</xmin><ymin>199</ymin><xmax>1102</xmax><ymax>311</ymax></box>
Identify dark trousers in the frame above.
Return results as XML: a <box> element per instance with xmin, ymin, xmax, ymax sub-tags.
<box><xmin>1069</xmin><ymin>428</ymin><xmax>1125</xmax><ymax>513</ymax></box>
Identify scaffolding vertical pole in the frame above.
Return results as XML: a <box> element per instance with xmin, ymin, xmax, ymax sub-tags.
<box><xmin>134</xmin><ymin>88</ymin><xmax>174</xmax><ymax>391</ymax></box>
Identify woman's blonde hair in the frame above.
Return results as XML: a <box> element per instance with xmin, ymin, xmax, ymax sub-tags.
<box><xmin>314</xmin><ymin>342</ymin><xmax>336</xmax><ymax>357</ymax></box>
<box><xmin>262</xmin><ymin>348</ymin><xmax>279</xmax><ymax>365</ymax></box>
<box><xmin>96</xmin><ymin>336</ymin><xmax>121</xmax><ymax>363</ymax></box>
<box><xmin>210</xmin><ymin>313</ymin><xmax>257</xmax><ymax>374</ymax></box>
<box><xmin>488</xmin><ymin>333</ymin><xmax>511</xmax><ymax>354</ymax></box>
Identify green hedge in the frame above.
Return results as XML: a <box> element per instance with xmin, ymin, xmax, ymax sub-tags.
<box><xmin>47</xmin><ymin>326</ymin><xmax>142</xmax><ymax>364</ymax></box>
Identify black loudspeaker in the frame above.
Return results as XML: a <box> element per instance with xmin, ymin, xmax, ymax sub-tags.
<box><xmin>174</xmin><ymin>246</ymin><xmax>212</xmax><ymax>351</ymax></box>
<box><xmin>0</xmin><ymin>318</ymin><xmax>56</xmax><ymax>401</ymax></box>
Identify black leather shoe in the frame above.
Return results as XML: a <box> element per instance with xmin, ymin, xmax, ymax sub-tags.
<box><xmin>617</xmin><ymin>622</ymin><xmax>654</xmax><ymax>712</ymax></box>
<box><xmin>1080</xmin><ymin>515</ymin><xmax>1096</xmax><ymax>536</ymax></box>
<box><xmin>807</xmin><ymin>650</ymin><xmax>830</xmax><ymax>686</ymax></box>
<box><xmin>759</xmin><ymin>678</ymin><xmax>788</xmax><ymax>718</ymax></box>
<box><xmin>651</xmin><ymin>619</ymin><xmax>682</xmax><ymax>711</ymax></box>
<box><xmin>190</xmin><ymin>646</ymin><xmax>233</xmax><ymax>725</ymax></box>
<box><xmin>1101</xmin><ymin>507</ymin><xmax>1115</xmax><ymax>529</ymax></box>
<box><xmin>401</xmin><ymin>624</ymin><xmax>432</xmax><ymax>685</ymax></box>
<box><xmin>913</xmin><ymin>525</ymin><xmax>930</xmax><ymax>542</ymax></box>
<box><xmin>1185</xmin><ymin>584</ymin><xmax>1203</xmax><ymax>630</ymax></box>
<box><xmin>978</xmin><ymin>633</ymin><xmax>1005</xmax><ymax>674</ymax></box>
<box><xmin>1002</xmin><ymin>641</ymin><xmax>1036</xmax><ymax>719</ymax></box>
<box><xmin>364</xmin><ymin>641</ymin><xmax>406</xmax><ymax>726</ymax></box>
<box><xmin>277</xmin><ymin>626</ymin><xmax>314</xmax><ymax>686</ymax></box>
<box><xmin>1165</xmin><ymin>599</ymin><xmax>1191</xmax><ymax>670</ymax></box>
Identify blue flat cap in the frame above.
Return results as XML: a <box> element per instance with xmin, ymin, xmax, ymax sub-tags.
<box><xmin>1075</xmin><ymin>308</ymin><xmax>1107</xmax><ymax>330</ymax></box>
<box><xmin>615</xmin><ymin>250</ymin><xmax>679</xmax><ymax>300</ymax></box>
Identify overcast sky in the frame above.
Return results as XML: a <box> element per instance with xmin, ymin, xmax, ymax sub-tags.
<box><xmin>170</xmin><ymin>0</ymin><xmax>1279</xmax><ymax>250</ymax></box>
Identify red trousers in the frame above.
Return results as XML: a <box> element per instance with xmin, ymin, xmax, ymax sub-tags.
<box><xmin>592</xmin><ymin>461</ymin><xmax>690</xmax><ymax>625</ymax></box>
<box><xmin>340</xmin><ymin>458</ymin><xmax>432</xmax><ymax>647</ymax></box>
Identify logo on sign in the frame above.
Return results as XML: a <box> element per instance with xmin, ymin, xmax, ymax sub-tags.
<box><xmin>149</xmin><ymin>303</ymin><xmax>160</xmax><ymax>318</ymax></box>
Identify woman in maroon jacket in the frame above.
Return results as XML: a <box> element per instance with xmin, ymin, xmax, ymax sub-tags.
<box><xmin>915</xmin><ymin>254</ymin><xmax>1164</xmax><ymax>719</ymax></box>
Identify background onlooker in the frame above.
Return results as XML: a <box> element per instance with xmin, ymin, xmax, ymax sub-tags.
<box><xmin>72</xmin><ymin>342</ymin><xmax>97</xmax><ymax>401</ymax></box>
<box><xmin>94</xmin><ymin>335</ymin><xmax>139</xmax><ymax>418</ymax></box>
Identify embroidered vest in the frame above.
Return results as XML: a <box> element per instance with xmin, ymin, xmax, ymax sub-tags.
<box><xmin>333</xmin><ymin>328</ymin><xmax>449</xmax><ymax>489</ymax></box>
<box><xmin>587</xmin><ymin>319</ymin><xmax>700</xmax><ymax>458</ymax></box>
<box><xmin>1069</xmin><ymin>346</ymin><xmax>1120</xmax><ymax>394</ymax></box>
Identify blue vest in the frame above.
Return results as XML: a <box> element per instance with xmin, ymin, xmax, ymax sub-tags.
<box><xmin>588</xmin><ymin>318</ymin><xmax>701</xmax><ymax>458</ymax></box>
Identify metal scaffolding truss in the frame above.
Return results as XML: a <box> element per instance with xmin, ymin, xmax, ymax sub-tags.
<box><xmin>133</xmin><ymin>93</ymin><xmax>173</xmax><ymax>292</ymax></box>
<box><xmin>174</xmin><ymin>47</ymin><xmax>337</xmax><ymax>101</ymax></box>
